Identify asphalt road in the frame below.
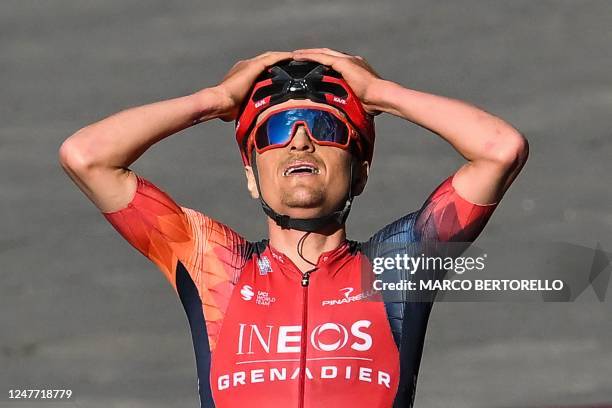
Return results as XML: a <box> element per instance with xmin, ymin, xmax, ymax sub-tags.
<box><xmin>1</xmin><ymin>1</ymin><xmax>611</xmax><ymax>407</ymax></box>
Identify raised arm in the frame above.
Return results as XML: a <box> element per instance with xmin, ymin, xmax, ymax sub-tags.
<box><xmin>58</xmin><ymin>51</ymin><xmax>292</xmax><ymax>213</ymax></box>
<box><xmin>365</xmin><ymin>81</ymin><xmax>528</xmax><ymax>205</ymax></box>
<box><xmin>293</xmin><ymin>48</ymin><xmax>529</xmax><ymax>205</ymax></box>
<box><xmin>58</xmin><ymin>88</ymin><xmax>227</xmax><ymax>212</ymax></box>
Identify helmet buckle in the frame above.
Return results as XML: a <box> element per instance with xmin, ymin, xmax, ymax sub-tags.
<box><xmin>277</xmin><ymin>214</ymin><xmax>291</xmax><ymax>229</ymax></box>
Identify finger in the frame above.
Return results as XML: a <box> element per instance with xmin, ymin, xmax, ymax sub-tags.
<box><xmin>241</xmin><ymin>52</ymin><xmax>292</xmax><ymax>79</ymax></box>
<box><xmin>222</xmin><ymin>52</ymin><xmax>292</xmax><ymax>85</ymax></box>
<box><xmin>293</xmin><ymin>48</ymin><xmax>350</xmax><ymax>58</ymax></box>
<box><xmin>294</xmin><ymin>47</ymin><xmax>348</xmax><ymax>56</ymax></box>
<box><xmin>291</xmin><ymin>51</ymin><xmax>343</xmax><ymax>67</ymax></box>
<box><xmin>295</xmin><ymin>49</ymin><xmax>367</xmax><ymax>67</ymax></box>
<box><xmin>256</xmin><ymin>51</ymin><xmax>294</xmax><ymax>66</ymax></box>
<box><xmin>254</xmin><ymin>50</ymin><xmax>292</xmax><ymax>59</ymax></box>
<box><xmin>293</xmin><ymin>52</ymin><xmax>360</xmax><ymax>75</ymax></box>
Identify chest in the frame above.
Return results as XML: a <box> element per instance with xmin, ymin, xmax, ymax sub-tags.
<box><xmin>209</xmin><ymin>251</ymin><xmax>400</xmax><ymax>407</ymax></box>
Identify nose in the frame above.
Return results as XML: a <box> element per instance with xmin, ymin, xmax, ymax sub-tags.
<box><xmin>288</xmin><ymin>125</ymin><xmax>315</xmax><ymax>153</ymax></box>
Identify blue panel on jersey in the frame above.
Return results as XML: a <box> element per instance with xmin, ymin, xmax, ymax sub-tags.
<box><xmin>176</xmin><ymin>261</ymin><xmax>215</xmax><ymax>408</ymax></box>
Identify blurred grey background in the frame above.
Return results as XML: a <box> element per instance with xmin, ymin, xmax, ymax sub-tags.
<box><xmin>1</xmin><ymin>0</ymin><xmax>611</xmax><ymax>407</ymax></box>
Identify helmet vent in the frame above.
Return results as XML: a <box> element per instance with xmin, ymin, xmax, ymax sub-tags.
<box><xmin>317</xmin><ymin>82</ymin><xmax>348</xmax><ymax>98</ymax></box>
<box><xmin>252</xmin><ymin>83</ymin><xmax>285</xmax><ymax>101</ymax></box>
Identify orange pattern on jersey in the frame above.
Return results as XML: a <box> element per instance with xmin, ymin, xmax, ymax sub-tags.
<box><xmin>102</xmin><ymin>175</ymin><xmax>246</xmax><ymax>351</ymax></box>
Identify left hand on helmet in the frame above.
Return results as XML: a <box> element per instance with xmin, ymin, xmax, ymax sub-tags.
<box><xmin>292</xmin><ymin>48</ymin><xmax>384</xmax><ymax>115</ymax></box>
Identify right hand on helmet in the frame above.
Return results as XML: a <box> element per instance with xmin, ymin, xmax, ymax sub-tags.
<box><xmin>213</xmin><ymin>51</ymin><xmax>293</xmax><ymax>122</ymax></box>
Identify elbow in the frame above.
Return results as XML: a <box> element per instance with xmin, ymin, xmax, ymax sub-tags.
<box><xmin>58</xmin><ymin>129</ymin><xmax>97</xmax><ymax>172</ymax></box>
<box><xmin>490</xmin><ymin>129</ymin><xmax>529</xmax><ymax>169</ymax></box>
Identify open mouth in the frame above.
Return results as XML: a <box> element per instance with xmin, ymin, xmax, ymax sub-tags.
<box><xmin>283</xmin><ymin>162</ymin><xmax>320</xmax><ymax>176</ymax></box>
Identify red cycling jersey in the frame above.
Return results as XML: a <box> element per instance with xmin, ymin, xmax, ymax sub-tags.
<box><xmin>102</xmin><ymin>174</ymin><xmax>496</xmax><ymax>408</ymax></box>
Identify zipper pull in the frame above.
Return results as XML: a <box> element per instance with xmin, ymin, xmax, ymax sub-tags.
<box><xmin>301</xmin><ymin>268</ymin><xmax>316</xmax><ymax>287</ymax></box>
<box><xmin>301</xmin><ymin>272</ymin><xmax>310</xmax><ymax>287</ymax></box>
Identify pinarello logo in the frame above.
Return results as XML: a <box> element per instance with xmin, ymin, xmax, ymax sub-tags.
<box><xmin>240</xmin><ymin>285</ymin><xmax>254</xmax><ymax>301</ymax></box>
<box><xmin>340</xmin><ymin>287</ymin><xmax>354</xmax><ymax>298</ymax></box>
<box><xmin>321</xmin><ymin>287</ymin><xmax>374</xmax><ymax>306</ymax></box>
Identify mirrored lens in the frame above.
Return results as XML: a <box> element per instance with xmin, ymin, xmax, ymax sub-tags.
<box><xmin>255</xmin><ymin>111</ymin><xmax>293</xmax><ymax>148</ymax></box>
<box><xmin>311</xmin><ymin>110</ymin><xmax>348</xmax><ymax>143</ymax></box>
<box><xmin>254</xmin><ymin>109</ymin><xmax>349</xmax><ymax>149</ymax></box>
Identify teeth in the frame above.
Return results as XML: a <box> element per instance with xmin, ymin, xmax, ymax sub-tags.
<box><xmin>284</xmin><ymin>165</ymin><xmax>319</xmax><ymax>176</ymax></box>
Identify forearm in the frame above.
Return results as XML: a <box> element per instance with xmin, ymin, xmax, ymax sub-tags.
<box><xmin>62</xmin><ymin>87</ymin><xmax>225</xmax><ymax>169</ymax></box>
<box><xmin>368</xmin><ymin>80</ymin><xmax>524</xmax><ymax>163</ymax></box>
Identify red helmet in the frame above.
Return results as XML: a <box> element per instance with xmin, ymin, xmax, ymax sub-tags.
<box><xmin>235</xmin><ymin>60</ymin><xmax>375</xmax><ymax>165</ymax></box>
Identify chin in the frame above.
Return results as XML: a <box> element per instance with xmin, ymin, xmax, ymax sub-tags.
<box><xmin>281</xmin><ymin>193</ymin><xmax>348</xmax><ymax>222</ymax></box>
<box><xmin>281</xmin><ymin>187</ymin><xmax>326</xmax><ymax>208</ymax></box>
<box><xmin>283</xmin><ymin>195</ymin><xmax>323</xmax><ymax>209</ymax></box>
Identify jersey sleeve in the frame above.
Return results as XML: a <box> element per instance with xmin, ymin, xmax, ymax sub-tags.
<box><xmin>368</xmin><ymin>173</ymin><xmax>497</xmax><ymax>245</ymax></box>
<box><xmin>414</xmin><ymin>174</ymin><xmax>497</xmax><ymax>242</ymax></box>
<box><xmin>101</xmin><ymin>174</ymin><xmax>247</xmax><ymax>291</ymax></box>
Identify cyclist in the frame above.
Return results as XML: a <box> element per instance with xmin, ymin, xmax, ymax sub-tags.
<box><xmin>59</xmin><ymin>49</ymin><xmax>528</xmax><ymax>408</ymax></box>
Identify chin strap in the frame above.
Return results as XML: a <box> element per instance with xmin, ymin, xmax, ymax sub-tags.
<box><xmin>250</xmin><ymin>151</ymin><xmax>354</xmax><ymax>232</ymax></box>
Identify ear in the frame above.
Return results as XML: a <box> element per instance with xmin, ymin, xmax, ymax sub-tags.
<box><xmin>352</xmin><ymin>160</ymin><xmax>370</xmax><ymax>196</ymax></box>
<box><xmin>244</xmin><ymin>165</ymin><xmax>260</xmax><ymax>199</ymax></box>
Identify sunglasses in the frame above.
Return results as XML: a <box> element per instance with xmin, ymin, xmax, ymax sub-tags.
<box><xmin>248</xmin><ymin>106</ymin><xmax>356</xmax><ymax>156</ymax></box>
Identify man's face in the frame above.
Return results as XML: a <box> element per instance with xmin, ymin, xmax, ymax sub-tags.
<box><xmin>245</xmin><ymin>99</ymin><xmax>367</xmax><ymax>220</ymax></box>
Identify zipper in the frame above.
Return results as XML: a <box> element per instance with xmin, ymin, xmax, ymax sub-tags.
<box><xmin>301</xmin><ymin>269</ymin><xmax>314</xmax><ymax>287</ymax></box>
<box><xmin>298</xmin><ymin>282</ymin><xmax>308</xmax><ymax>408</ymax></box>
<box><xmin>298</xmin><ymin>267</ymin><xmax>316</xmax><ymax>408</ymax></box>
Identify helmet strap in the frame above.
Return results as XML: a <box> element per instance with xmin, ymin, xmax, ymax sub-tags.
<box><xmin>250</xmin><ymin>150</ymin><xmax>354</xmax><ymax>232</ymax></box>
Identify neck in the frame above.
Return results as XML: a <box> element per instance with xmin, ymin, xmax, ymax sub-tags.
<box><xmin>267</xmin><ymin>219</ymin><xmax>347</xmax><ymax>272</ymax></box>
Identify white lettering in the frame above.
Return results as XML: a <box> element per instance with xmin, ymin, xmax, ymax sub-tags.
<box><xmin>350</xmin><ymin>320</ymin><xmax>373</xmax><ymax>351</ymax></box>
<box><xmin>378</xmin><ymin>371</ymin><xmax>391</xmax><ymax>388</ymax></box>
<box><xmin>359</xmin><ymin>367</ymin><xmax>372</xmax><ymax>382</ymax></box>
<box><xmin>237</xmin><ymin>324</ymin><xmax>246</xmax><ymax>355</ymax></box>
<box><xmin>218</xmin><ymin>374</ymin><xmax>229</xmax><ymax>390</ymax></box>
<box><xmin>321</xmin><ymin>366</ymin><xmax>337</xmax><ymax>379</ymax></box>
<box><xmin>305</xmin><ymin>367</ymin><xmax>313</xmax><ymax>379</ymax></box>
<box><xmin>216</xmin><ymin>365</ymin><xmax>393</xmax><ymax>391</ymax></box>
<box><xmin>236</xmin><ymin>321</ymin><xmax>373</xmax><ymax>354</ymax></box>
<box><xmin>251</xmin><ymin>369</ymin><xmax>264</xmax><ymax>383</ymax></box>
<box><xmin>233</xmin><ymin>371</ymin><xmax>246</xmax><ymax>386</ymax></box>
<box><xmin>278</xmin><ymin>326</ymin><xmax>301</xmax><ymax>353</ymax></box>
<box><xmin>237</xmin><ymin>324</ymin><xmax>273</xmax><ymax>354</ymax></box>
<box><xmin>249</xmin><ymin>325</ymin><xmax>273</xmax><ymax>354</ymax></box>
<box><xmin>373</xmin><ymin>257</ymin><xmax>384</xmax><ymax>274</ymax></box>
<box><xmin>311</xmin><ymin>323</ymin><xmax>348</xmax><ymax>352</ymax></box>
<box><xmin>270</xmin><ymin>367</ymin><xmax>286</xmax><ymax>381</ymax></box>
